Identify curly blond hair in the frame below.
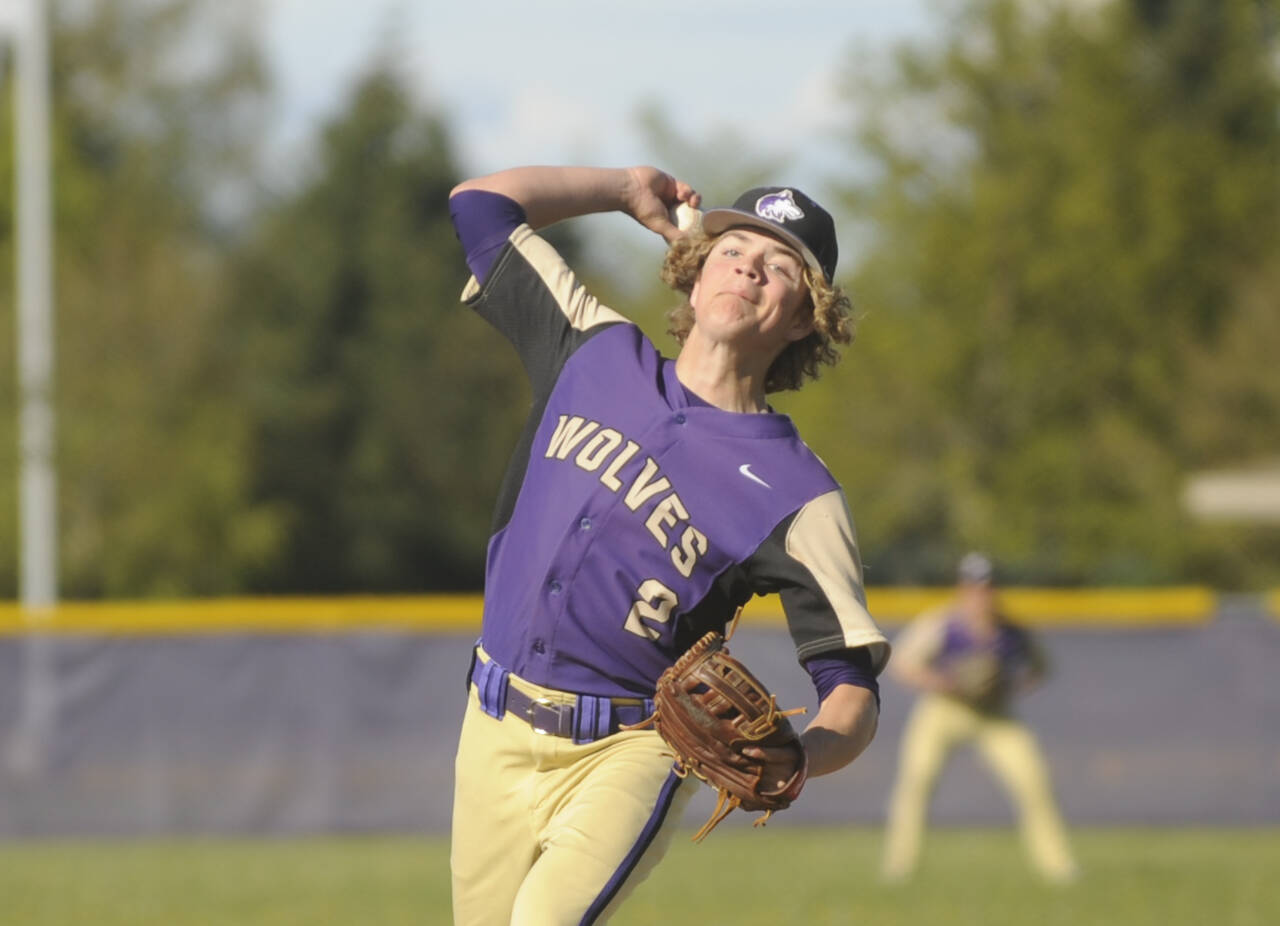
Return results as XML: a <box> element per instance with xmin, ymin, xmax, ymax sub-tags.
<box><xmin>659</xmin><ymin>230</ymin><xmax>854</xmax><ymax>393</ymax></box>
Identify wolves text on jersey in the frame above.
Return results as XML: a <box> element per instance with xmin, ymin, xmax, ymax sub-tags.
<box><xmin>544</xmin><ymin>414</ymin><xmax>709</xmax><ymax>580</ymax></box>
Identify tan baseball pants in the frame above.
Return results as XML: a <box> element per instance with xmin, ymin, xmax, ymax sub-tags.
<box><xmin>881</xmin><ymin>694</ymin><xmax>1077</xmax><ymax>882</ymax></box>
<box><xmin>451</xmin><ymin>677</ymin><xmax>692</xmax><ymax>925</ymax></box>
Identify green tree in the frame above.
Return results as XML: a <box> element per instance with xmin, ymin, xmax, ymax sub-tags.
<box><xmin>0</xmin><ymin>0</ymin><xmax>272</xmax><ymax>597</ymax></box>
<box><xmin>807</xmin><ymin>0</ymin><xmax>1280</xmax><ymax>585</ymax></box>
<box><xmin>227</xmin><ymin>64</ymin><xmax>528</xmax><ymax>592</ymax></box>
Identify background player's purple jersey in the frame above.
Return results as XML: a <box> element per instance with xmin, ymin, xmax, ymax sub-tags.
<box><xmin>453</xmin><ymin>192</ymin><xmax>888</xmax><ymax>698</ymax></box>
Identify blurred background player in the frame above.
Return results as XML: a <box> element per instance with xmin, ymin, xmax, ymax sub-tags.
<box><xmin>880</xmin><ymin>552</ymin><xmax>1077</xmax><ymax>884</ymax></box>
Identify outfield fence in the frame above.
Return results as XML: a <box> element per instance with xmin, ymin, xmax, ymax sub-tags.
<box><xmin>0</xmin><ymin>591</ymin><xmax>1275</xmax><ymax>838</ymax></box>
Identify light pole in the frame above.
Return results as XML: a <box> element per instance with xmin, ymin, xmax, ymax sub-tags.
<box><xmin>6</xmin><ymin>0</ymin><xmax>58</xmax><ymax>777</ymax></box>
<box><xmin>14</xmin><ymin>0</ymin><xmax>56</xmax><ymax>608</ymax></box>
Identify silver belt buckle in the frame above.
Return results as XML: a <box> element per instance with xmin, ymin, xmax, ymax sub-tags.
<box><xmin>526</xmin><ymin>696</ymin><xmax>558</xmax><ymax>736</ymax></box>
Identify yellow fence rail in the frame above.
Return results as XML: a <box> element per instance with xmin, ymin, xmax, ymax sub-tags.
<box><xmin>0</xmin><ymin>596</ymin><xmax>483</xmax><ymax>636</ymax></box>
<box><xmin>998</xmin><ymin>587</ymin><xmax>1217</xmax><ymax>625</ymax></box>
<box><xmin>0</xmin><ymin>587</ymin><xmax>1223</xmax><ymax>636</ymax></box>
<box><xmin>788</xmin><ymin>586</ymin><xmax>1216</xmax><ymax>627</ymax></box>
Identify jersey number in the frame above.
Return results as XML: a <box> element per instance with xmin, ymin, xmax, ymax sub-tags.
<box><xmin>623</xmin><ymin>578</ymin><xmax>678</xmax><ymax>640</ymax></box>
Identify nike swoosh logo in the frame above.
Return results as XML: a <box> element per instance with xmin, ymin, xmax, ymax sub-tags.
<box><xmin>738</xmin><ymin>464</ymin><xmax>772</xmax><ymax>489</ymax></box>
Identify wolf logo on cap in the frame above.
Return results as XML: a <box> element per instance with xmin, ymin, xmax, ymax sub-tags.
<box><xmin>755</xmin><ymin>189</ymin><xmax>805</xmax><ymax>224</ymax></box>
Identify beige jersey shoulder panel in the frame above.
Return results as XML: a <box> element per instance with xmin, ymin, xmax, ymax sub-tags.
<box><xmin>785</xmin><ymin>488</ymin><xmax>891</xmax><ymax>673</ymax></box>
<box><xmin>462</xmin><ymin>224</ymin><xmax>628</xmax><ymax>332</ymax></box>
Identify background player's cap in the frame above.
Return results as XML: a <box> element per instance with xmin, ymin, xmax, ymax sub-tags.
<box><xmin>700</xmin><ymin>186</ymin><xmax>839</xmax><ymax>283</ymax></box>
<box><xmin>957</xmin><ymin>551</ymin><xmax>995</xmax><ymax>585</ymax></box>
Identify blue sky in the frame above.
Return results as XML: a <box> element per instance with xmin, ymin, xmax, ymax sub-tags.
<box><xmin>263</xmin><ymin>0</ymin><xmax>937</xmax><ymax>198</ymax></box>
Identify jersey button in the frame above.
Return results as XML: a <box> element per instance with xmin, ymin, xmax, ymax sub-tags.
<box><xmin>548</xmin><ymin>580</ymin><xmax>562</xmax><ymax>595</ymax></box>
<box><xmin>579</xmin><ymin>517</ymin><xmax>592</xmax><ymax>531</ymax></box>
<box><xmin>675</xmin><ymin>413</ymin><xmax>686</xmax><ymax>425</ymax></box>
<box><xmin>532</xmin><ymin>638</ymin><xmax>546</xmax><ymax>654</ymax></box>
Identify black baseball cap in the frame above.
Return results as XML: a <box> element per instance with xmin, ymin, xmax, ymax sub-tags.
<box><xmin>700</xmin><ymin>186</ymin><xmax>839</xmax><ymax>283</ymax></box>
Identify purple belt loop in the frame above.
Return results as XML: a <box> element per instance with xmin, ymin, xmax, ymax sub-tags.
<box><xmin>573</xmin><ymin>694</ymin><xmax>611</xmax><ymax>744</ymax></box>
<box><xmin>474</xmin><ymin>656</ymin><xmax>510</xmax><ymax>720</ymax></box>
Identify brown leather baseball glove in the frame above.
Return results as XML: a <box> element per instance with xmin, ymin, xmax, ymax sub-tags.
<box><xmin>629</xmin><ymin>630</ymin><xmax>808</xmax><ymax>842</ymax></box>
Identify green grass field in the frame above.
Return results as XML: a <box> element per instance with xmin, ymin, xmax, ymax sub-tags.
<box><xmin>2</xmin><ymin>826</ymin><xmax>1276</xmax><ymax>925</ymax></box>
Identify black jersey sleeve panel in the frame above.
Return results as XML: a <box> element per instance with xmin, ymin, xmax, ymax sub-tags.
<box><xmin>1013</xmin><ymin>623</ymin><xmax>1051</xmax><ymax>678</ymax></box>
<box><xmin>462</xmin><ymin>225</ymin><xmax>628</xmax><ymax>400</ymax></box>
<box><xmin>670</xmin><ymin>568</ymin><xmax>756</xmax><ymax>655</ymax></box>
<box><xmin>743</xmin><ymin>489</ymin><xmax>890</xmax><ymax>674</ymax></box>
<box><xmin>487</xmin><ymin>398</ymin><xmax>547</xmax><ymax>535</ymax></box>
<box><xmin>461</xmin><ymin>226</ymin><xmax>631</xmax><ymax>534</ymax></box>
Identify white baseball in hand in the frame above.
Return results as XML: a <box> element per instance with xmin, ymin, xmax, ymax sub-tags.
<box><xmin>672</xmin><ymin>202</ymin><xmax>701</xmax><ymax>233</ymax></box>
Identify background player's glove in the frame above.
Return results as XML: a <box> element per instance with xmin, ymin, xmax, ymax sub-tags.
<box><xmin>945</xmin><ymin>653</ymin><xmax>1007</xmax><ymax>709</ymax></box>
<box><xmin>630</xmin><ymin>631</ymin><xmax>808</xmax><ymax>842</ymax></box>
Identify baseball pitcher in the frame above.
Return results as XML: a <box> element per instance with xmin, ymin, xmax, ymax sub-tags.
<box><xmin>447</xmin><ymin>165</ymin><xmax>890</xmax><ymax>924</ymax></box>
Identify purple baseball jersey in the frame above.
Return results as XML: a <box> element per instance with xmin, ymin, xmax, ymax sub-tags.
<box><xmin>453</xmin><ymin>193</ymin><xmax>888</xmax><ymax>700</ymax></box>
<box><xmin>892</xmin><ymin>605</ymin><xmax>1047</xmax><ymax>712</ymax></box>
